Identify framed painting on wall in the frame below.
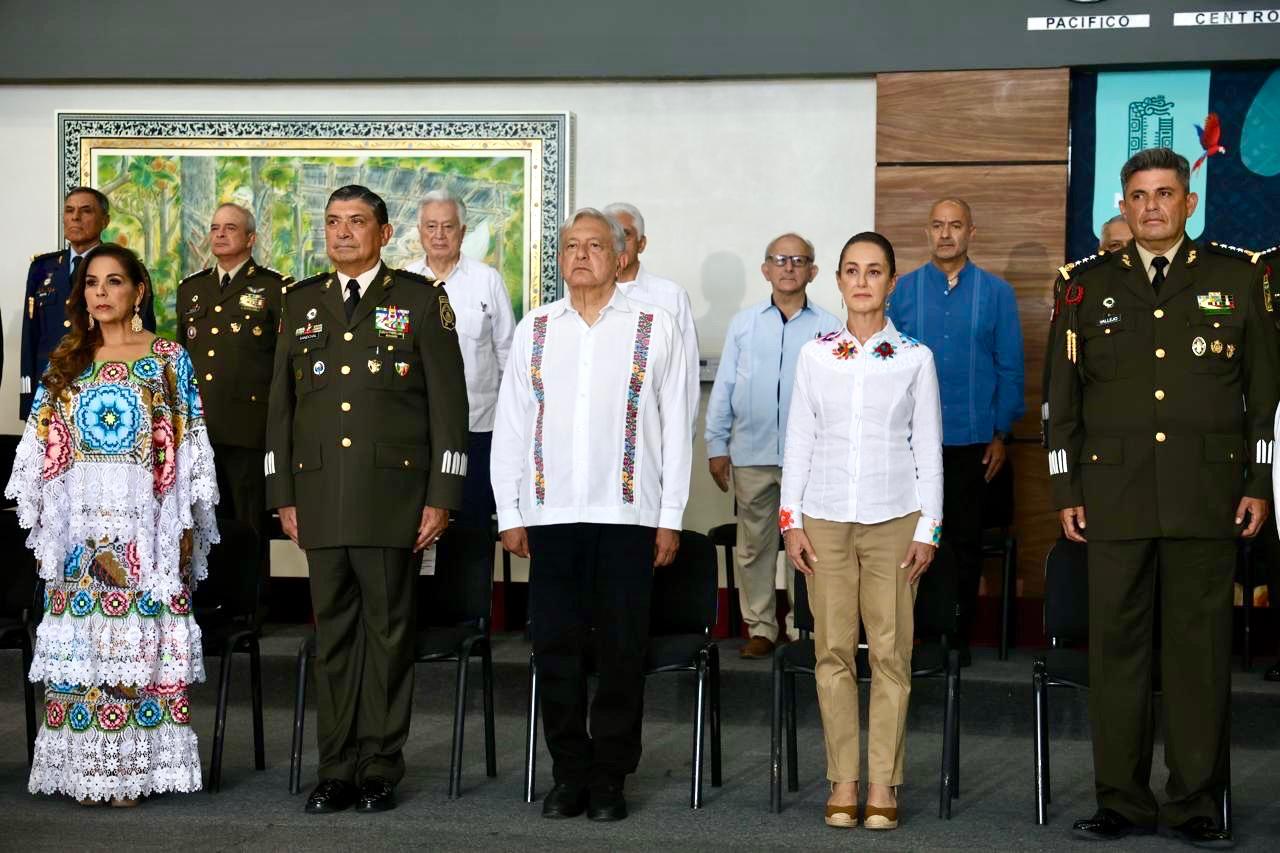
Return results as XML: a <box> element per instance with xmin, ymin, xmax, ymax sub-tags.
<box><xmin>58</xmin><ymin>112</ymin><xmax>573</xmax><ymax>336</ymax></box>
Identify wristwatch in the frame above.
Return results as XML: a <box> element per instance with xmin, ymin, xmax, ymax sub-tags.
<box><xmin>993</xmin><ymin>431</ymin><xmax>1013</xmax><ymax>444</ymax></box>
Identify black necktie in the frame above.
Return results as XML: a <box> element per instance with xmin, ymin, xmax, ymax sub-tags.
<box><xmin>344</xmin><ymin>280</ymin><xmax>360</xmax><ymax>320</ymax></box>
<box><xmin>1150</xmin><ymin>255</ymin><xmax>1169</xmax><ymax>294</ymax></box>
<box><xmin>70</xmin><ymin>255</ymin><xmax>80</xmax><ymax>281</ymax></box>
<box><xmin>220</xmin><ymin>273</ymin><xmax>231</xmax><ymax>289</ymax></box>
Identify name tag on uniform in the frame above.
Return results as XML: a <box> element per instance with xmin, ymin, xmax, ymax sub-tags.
<box><xmin>239</xmin><ymin>287</ymin><xmax>267</xmax><ymax>312</ymax></box>
<box><xmin>1097</xmin><ymin>314</ymin><xmax>1122</xmax><ymax>327</ymax></box>
<box><xmin>1196</xmin><ymin>292</ymin><xmax>1235</xmax><ymax>314</ymax></box>
<box><xmin>375</xmin><ymin>305</ymin><xmax>411</xmax><ymax>338</ymax></box>
<box><xmin>295</xmin><ymin>322</ymin><xmax>323</xmax><ymax>341</ymax></box>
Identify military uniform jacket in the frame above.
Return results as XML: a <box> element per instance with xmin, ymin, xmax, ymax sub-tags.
<box><xmin>178</xmin><ymin>259</ymin><xmax>290</xmax><ymax>449</ymax></box>
<box><xmin>1046</xmin><ymin>239</ymin><xmax>1280</xmax><ymax>540</ymax></box>
<box><xmin>264</xmin><ymin>262</ymin><xmax>470</xmax><ymax>549</ymax></box>
<box><xmin>20</xmin><ymin>248</ymin><xmax>158</xmax><ymax>420</ymax></box>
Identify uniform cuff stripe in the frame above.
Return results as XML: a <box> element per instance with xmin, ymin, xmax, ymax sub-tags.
<box><xmin>441</xmin><ymin>450</ymin><xmax>468</xmax><ymax>477</ymax></box>
<box><xmin>264</xmin><ymin>451</ymin><xmax>276</xmax><ymax>477</ymax></box>
<box><xmin>1048</xmin><ymin>449</ymin><xmax>1068</xmax><ymax>476</ymax></box>
<box><xmin>1256</xmin><ymin>439</ymin><xmax>1274</xmax><ymax>465</ymax></box>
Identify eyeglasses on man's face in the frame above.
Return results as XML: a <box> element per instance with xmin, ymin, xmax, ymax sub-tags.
<box><xmin>765</xmin><ymin>254</ymin><xmax>813</xmax><ymax>268</ymax></box>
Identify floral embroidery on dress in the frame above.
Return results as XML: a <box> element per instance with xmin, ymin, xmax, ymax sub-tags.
<box><xmin>621</xmin><ymin>312</ymin><xmax>654</xmax><ymax>504</ymax></box>
<box><xmin>832</xmin><ymin>340</ymin><xmax>857</xmax><ymax>360</ymax></box>
<box><xmin>530</xmin><ymin>315</ymin><xmax>549</xmax><ymax>505</ymax></box>
<box><xmin>873</xmin><ymin>341</ymin><xmax>897</xmax><ymax>360</ymax></box>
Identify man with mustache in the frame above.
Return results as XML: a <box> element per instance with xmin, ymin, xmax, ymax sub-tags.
<box><xmin>887</xmin><ymin>198</ymin><xmax>1025</xmax><ymax>665</ymax></box>
<box><xmin>1048</xmin><ymin>148</ymin><xmax>1279</xmax><ymax>847</ymax></box>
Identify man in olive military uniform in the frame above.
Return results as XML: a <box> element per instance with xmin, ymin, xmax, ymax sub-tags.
<box><xmin>178</xmin><ymin>203</ymin><xmax>290</xmax><ymax>539</ymax></box>
<box><xmin>1048</xmin><ymin>148</ymin><xmax>1279</xmax><ymax>848</ymax></box>
<box><xmin>20</xmin><ymin>186</ymin><xmax>156</xmax><ymax>419</ymax></box>
<box><xmin>266</xmin><ymin>185</ymin><xmax>468</xmax><ymax>815</ymax></box>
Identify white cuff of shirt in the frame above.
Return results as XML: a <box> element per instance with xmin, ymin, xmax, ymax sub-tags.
<box><xmin>658</xmin><ymin>508</ymin><xmax>685</xmax><ymax>531</ymax></box>
<box><xmin>914</xmin><ymin>516</ymin><xmax>942</xmax><ymax>546</ymax></box>
<box><xmin>779</xmin><ymin>505</ymin><xmax>801</xmax><ymax>533</ymax></box>
<box><xmin>496</xmin><ymin>508</ymin><xmax>525</xmax><ymax>533</ymax></box>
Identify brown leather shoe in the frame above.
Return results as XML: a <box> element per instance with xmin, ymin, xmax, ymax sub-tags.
<box><xmin>739</xmin><ymin>636</ymin><xmax>776</xmax><ymax>659</ymax></box>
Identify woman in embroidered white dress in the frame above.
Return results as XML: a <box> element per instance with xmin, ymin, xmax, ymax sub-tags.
<box><xmin>5</xmin><ymin>244</ymin><xmax>218</xmax><ymax>806</ymax></box>
<box><xmin>780</xmin><ymin>232</ymin><xmax>943</xmax><ymax>831</ymax></box>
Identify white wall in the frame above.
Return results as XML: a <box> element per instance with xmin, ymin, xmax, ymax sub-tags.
<box><xmin>0</xmin><ymin>78</ymin><xmax>876</xmax><ymax>539</ymax></box>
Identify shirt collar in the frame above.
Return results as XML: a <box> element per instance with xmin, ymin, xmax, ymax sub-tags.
<box><xmin>337</xmin><ymin>262</ymin><xmax>382</xmax><ymax>293</ymax></box>
<box><xmin>617</xmin><ymin>262</ymin><xmax>647</xmax><ymax>288</ymax></box>
<box><xmin>929</xmin><ymin>259</ymin><xmax>971</xmax><ymax>288</ymax></box>
<box><xmin>419</xmin><ymin>254</ymin><xmax>466</xmax><ymax>281</ymax></box>
<box><xmin>1135</xmin><ymin>236</ymin><xmax>1184</xmax><ymax>279</ymax></box>
<box><xmin>549</xmin><ymin>284</ymin><xmax>630</xmax><ymax>320</ymax></box>
<box><xmin>216</xmin><ymin>258</ymin><xmax>249</xmax><ymax>282</ymax></box>
<box><xmin>762</xmin><ymin>296</ymin><xmax>811</xmax><ymax>319</ymax></box>
<box><xmin>834</xmin><ymin>316</ymin><xmax>899</xmax><ymax>351</ymax></box>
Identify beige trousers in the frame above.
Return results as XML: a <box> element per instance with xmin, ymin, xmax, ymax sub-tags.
<box><xmin>732</xmin><ymin>465</ymin><xmax>796</xmax><ymax>642</ymax></box>
<box><xmin>804</xmin><ymin>512</ymin><xmax>919</xmax><ymax>785</ymax></box>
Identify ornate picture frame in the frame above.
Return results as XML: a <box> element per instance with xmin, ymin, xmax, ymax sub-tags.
<box><xmin>58</xmin><ymin>112</ymin><xmax>573</xmax><ymax>333</ymax></box>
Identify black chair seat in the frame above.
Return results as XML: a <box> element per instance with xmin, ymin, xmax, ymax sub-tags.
<box><xmin>707</xmin><ymin>523</ymin><xmax>736</xmax><ymax>548</ymax></box>
<box><xmin>0</xmin><ymin>615</ymin><xmax>25</xmax><ymax>639</ymax></box>
<box><xmin>415</xmin><ymin>624</ymin><xmax>484</xmax><ymax>660</ymax></box>
<box><xmin>647</xmin><ymin>633</ymin><xmax>711</xmax><ymax>671</ymax></box>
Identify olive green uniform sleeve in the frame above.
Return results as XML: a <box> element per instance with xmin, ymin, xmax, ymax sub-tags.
<box><xmin>265</xmin><ymin>293</ymin><xmax>296</xmax><ymax>509</ymax></box>
<box><xmin>1242</xmin><ymin>263</ymin><xmax>1280</xmax><ymax>499</ymax></box>
<box><xmin>1046</xmin><ymin>273</ymin><xmax>1085</xmax><ymax>509</ymax></box>
<box><xmin>419</xmin><ymin>289</ymin><xmax>470</xmax><ymax>511</ymax></box>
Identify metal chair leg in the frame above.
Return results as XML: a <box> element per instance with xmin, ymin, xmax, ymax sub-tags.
<box><xmin>709</xmin><ymin>642</ymin><xmax>722</xmax><ymax>788</ymax></box>
<box><xmin>785</xmin><ymin>670</ymin><xmax>800</xmax><ymax>793</ymax></box>
<box><xmin>249</xmin><ymin>635</ymin><xmax>265</xmax><ymax>771</ymax></box>
<box><xmin>524</xmin><ymin>654</ymin><xmax>539</xmax><ymax>803</ymax></box>
<box><xmin>482</xmin><ymin>638</ymin><xmax>497</xmax><ymax>778</ymax></box>
<box><xmin>1033</xmin><ymin>659</ymin><xmax>1048</xmax><ymax>825</ymax></box>
<box><xmin>448</xmin><ymin>649</ymin><xmax>471</xmax><ymax>799</ymax></box>
<box><xmin>952</xmin><ymin>662</ymin><xmax>961</xmax><ymax>800</ymax></box>
<box><xmin>1000</xmin><ymin>532</ymin><xmax>1016</xmax><ymax>660</ymax></box>
<box><xmin>940</xmin><ymin>648</ymin><xmax>958</xmax><ymax>818</ymax></box>
<box><xmin>209</xmin><ymin>641</ymin><xmax>235</xmax><ymax>793</ymax></box>
<box><xmin>691</xmin><ymin>649</ymin><xmax>707</xmax><ymax>809</ymax></box>
<box><xmin>770</xmin><ymin>651</ymin><xmax>783</xmax><ymax>813</ymax></box>
<box><xmin>288</xmin><ymin>636</ymin><xmax>311</xmax><ymax>795</ymax></box>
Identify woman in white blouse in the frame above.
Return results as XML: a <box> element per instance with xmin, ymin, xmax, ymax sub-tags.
<box><xmin>780</xmin><ymin>231</ymin><xmax>943</xmax><ymax>831</ymax></box>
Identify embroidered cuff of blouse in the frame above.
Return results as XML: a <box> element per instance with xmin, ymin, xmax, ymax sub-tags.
<box><xmin>914</xmin><ymin>516</ymin><xmax>942</xmax><ymax>546</ymax></box>
<box><xmin>496</xmin><ymin>507</ymin><xmax>525</xmax><ymax>533</ymax></box>
<box><xmin>778</xmin><ymin>506</ymin><xmax>801</xmax><ymax>532</ymax></box>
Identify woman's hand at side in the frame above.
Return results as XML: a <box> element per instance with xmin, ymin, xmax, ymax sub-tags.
<box><xmin>900</xmin><ymin>541</ymin><xmax>936</xmax><ymax>583</ymax></box>
<box><xmin>783</xmin><ymin>528</ymin><xmax>819</xmax><ymax>576</ymax></box>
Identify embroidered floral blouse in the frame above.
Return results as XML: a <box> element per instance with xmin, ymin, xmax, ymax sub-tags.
<box><xmin>779</xmin><ymin>319</ymin><xmax>944</xmax><ymax>545</ymax></box>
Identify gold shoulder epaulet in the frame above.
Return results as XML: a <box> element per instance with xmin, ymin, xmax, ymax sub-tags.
<box><xmin>1057</xmin><ymin>250</ymin><xmax>1108</xmax><ymax>282</ymax></box>
<box><xmin>31</xmin><ymin>249</ymin><xmax>62</xmax><ymax>264</ymax></box>
<box><xmin>284</xmin><ymin>272</ymin><xmax>325</xmax><ymax>294</ymax></box>
<box><xmin>1208</xmin><ymin>241</ymin><xmax>1262</xmax><ymax>264</ymax></box>
<box><xmin>252</xmin><ymin>264</ymin><xmax>290</xmax><ymax>280</ymax></box>
<box><xmin>178</xmin><ymin>267</ymin><xmax>212</xmax><ymax>285</ymax></box>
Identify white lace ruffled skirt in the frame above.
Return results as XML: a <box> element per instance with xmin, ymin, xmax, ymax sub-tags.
<box><xmin>28</xmin><ymin>538</ymin><xmax>205</xmax><ymax>801</ymax></box>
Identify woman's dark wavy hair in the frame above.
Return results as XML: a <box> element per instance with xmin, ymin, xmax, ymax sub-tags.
<box><xmin>838</xmin><ymin>231</ymin><xmax>897</xmax><ymax>277</ymax></box>
<box><xmin>43</xmin><ymin>244</ymin><xmax>149</xmax><ymax>402</ymax></box>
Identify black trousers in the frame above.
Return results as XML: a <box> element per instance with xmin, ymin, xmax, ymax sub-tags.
<box><xmin>307</xmin><ymin>546</ymin><xmax>418</xmax><ymax>785</ymax></box>
<box><xmin>527</xmin><ymin>523</ymin><xmax>656</xmax><ymax>788</ymax></box>
<box><xmin>456</xmin><ymin>430</ymin><xmax>497</xmax><ymax>529</ymax></box>
<box><xmin>213</xmin><ymin>443</ymin><xmax>268</xmax><ymax>543</ymax></box>
<box><xmin>941</xmin><ymin>443</ymin><xmax>988</xmax><ymax>646</ymax></box>
<box><xmin>1086</xmin><ymin>538</ymin><xmax>1233</xmax><ymax>828</ymax></box>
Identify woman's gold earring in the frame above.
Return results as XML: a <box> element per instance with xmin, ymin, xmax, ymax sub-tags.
<box><xmin>131</xmin><ymin>305</ymin><xmax>143</xmax><ymax>333</ymax></box>
<box><xmin>87</xmin><ymin>315</ymin><xmax>95</xmax><ymax>330</ymax></box>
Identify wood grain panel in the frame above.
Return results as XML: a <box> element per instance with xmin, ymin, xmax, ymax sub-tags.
<box><xmin>875</xmin><ymin>163</ymin><xmax>1067</xmax><ymax>600</ymax></box>
<box><xmin>877</xmin><ymin>69</ymin><xmax>1069</xmax><ymax>164</ymax></box>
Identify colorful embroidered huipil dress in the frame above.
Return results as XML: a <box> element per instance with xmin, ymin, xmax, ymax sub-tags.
<box><xmin>5</xmin><ymin>337</ymin><xmax>219</xmax><ymax>800</ymax></box>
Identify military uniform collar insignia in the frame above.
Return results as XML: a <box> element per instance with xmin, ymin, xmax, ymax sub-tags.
<box><xmin>1121</xmin><ymin>254</ymin><xmax>1133</xmax><ymax>269</ymax></box>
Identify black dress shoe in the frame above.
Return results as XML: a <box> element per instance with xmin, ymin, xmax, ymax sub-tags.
<box><xmin>304</xmin><ymin>778</ymin><xmax>358</xmax><ymax>814</ymax></box>
<box><xmin>1072</xmin><ymin>808</ymin><xmax>1152</xmax><ymax>841</ymax></box>
<box><xmin>356</xmin><ymin>778</ymin><xmax>397</xmax><ymax>813</ymax></box>
<box><xmin>587</xmin><ymin>783</ymin><xmax>628</xmax><ymax>822</ymax></box>
<box><xmin>1163</xmin><ymin>817</ymin><xmax>1234</xmax><ymax>849</ymax></box>
<box><xmin>1264</xmin><ymin>660</ymin><xmax>1280</xmax><ymax>682</ymax></box>
<box><xmin>541</xmin><ymin>783</ymin><xmax>588</xmax><ymax>819</ymax></box>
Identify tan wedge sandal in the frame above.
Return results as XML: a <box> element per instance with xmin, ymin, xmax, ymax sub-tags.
<box><xmin>824</xmin><ymin>782</ymin><xmax>858</xmax><ymax>828</ymax></box>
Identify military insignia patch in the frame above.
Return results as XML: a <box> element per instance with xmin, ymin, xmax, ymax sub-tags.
<box><xmin>367</xmin><ymin>359</ymin><xmax>382</xmax><ymax>374</ymax></box>
<box><xmin>1102</xmin><ymin>297</ymin><xmax>1115</xmax><ymax>308</ymax></box>
<box><xmin>1064</xmin><ymin>284</ymin><xmax>1085</xmax><ymax>305</ymax></box>
<box><xmin>1265</xmin><ymin>265</ymin><xmax>1275</xmax><ymax>314</ymax></box>
<box><xmin>1192</xmin><ymin>336</ymin><xmax>1207</xmax><ymax>357</ymax></box>
<box><xmin>1186</xmin><ymin>249</ymin><xmax>1197</xmax><ymax>266</ymax></box>
<box><xmin>1211</xmin><ymin>339</ymin><xmax>1224</xmax><ymax>355</ymax></box>
<box><xmin>252</xmin><ymin>325</ymin><xmax>263</xmax><ymax>336</ymax></box>
<box><xmin>186</xmin><ymin>326</ymin><xmax>196</xmax><ymax>339</ymax></box>
<box><xmin>1227</xmin><ymin>344</ymin><xmax>1236</xmax><ymax>359</ymax></box>
<box><xmin>375</xmin><ymin>306</ymin><xmax>411</xmax><ymax>338</ymax></box>
<box><xmin>439</xmin><ymin>294</ymin><xmax>456</xmax><ymax>330</ymax></box>
<box><xmin>239</xmin><ymin>289</ymin><xmax>267</xmax><ymax>312</ymax></box>
<box><xmin>230</xmin><ymin>322</ymin><xmax>242</xmax><ymax>334</ymax></box>
<box><xmin>1121</xmin><ymin>254</ymin><xmax>1133</xmax><ymax>269</ymax></box>
<box><xmin>306</xmin><ymin>307</ymin><xmax>318</xmax><ymax>320</ymax></box>
<box><xmin>1196</xmin><ymin>292</ymin><xmax>1235</xmax><ymax>314</ymax></box>
<box><xmin>394</xmin><ymin>361</ymin><xmax>410</xmax><ymax>377</ymax></box>
<box><xmin>313</xmin><ymin>361</ymin><xmax>326</xmax><ymax>376</ymax></box>
<box><xmin>295</xmin><ymin>322</ymin><xmax>323</xmax><ymax>342</ymax></box>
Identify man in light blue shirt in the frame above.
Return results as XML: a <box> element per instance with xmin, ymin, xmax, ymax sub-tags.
<box><xmin>887</xmin><ymin>198</ymin><xmax>1025</xmax><ymax>662</ymax></box>
<box><xmin>705</xmin><ymin>233</ymin><xmax>841</xmax><ymax>658</ymax></box>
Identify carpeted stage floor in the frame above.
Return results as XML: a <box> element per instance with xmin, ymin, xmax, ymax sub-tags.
<box><xmin>1</xmin><ymin>630</ymin><xmax>1278</xmax><ymax>851</ymax></box>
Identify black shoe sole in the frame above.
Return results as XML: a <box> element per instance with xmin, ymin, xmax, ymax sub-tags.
<box><xmin>587</xmin><ymin>809</ymin><xmax>628</xmax><ymax>822</ymax></box>
<box><xmin>1071</xmin><ymin>825</ymin><xmax>1153</xmax><ymax>842</ymax></box>
<box><xmin>356</xmin><ymin>801</ymin><xmax>396</xmax><ymax>813</ymax></box>
<box><xmin>542</xmin><ymin>808</ymin><xmax>586</xmax><ymax>819</ymax></box>
<box><xmin>304</xmin><ymin>803</ymin><xmax>353</xmax><ymax>814</ymax></box>
<box><xmin>1158</xmin><ymin>826</ymin><xmax>1234</xmax><ymax>850</ymax></box>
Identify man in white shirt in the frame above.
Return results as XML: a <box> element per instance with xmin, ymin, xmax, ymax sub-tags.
<box><xmin>406</xmin><ymin>188</ymin><xmax>517</xmax><ymax>529</ymax></box>
<box><xmin>492</xmin><ymin>208</ymin><xmax>691</xmax><ymax>823</ymax></box>
<box><xmin>603</xmin><ymin>202</ymin><xmax>701</xmax><ymax>427</ymax></box>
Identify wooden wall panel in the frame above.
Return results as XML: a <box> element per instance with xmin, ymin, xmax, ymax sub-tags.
<box><xmin>876</xmin><ymin>69</ymin><xmax>1070</xmax><ymax>604</ymax></box>
<box><xmin>877</xmin><ymin>69</ymin><xmax>1069</xmax><ymax>164</ymax></box>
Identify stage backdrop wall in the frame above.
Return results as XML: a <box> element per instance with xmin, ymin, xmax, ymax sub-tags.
<box><xmin>875</xmin><ymin>69</ymin><xmax>1070</xmax><ymax>602</ymax></box>
<box><xmin>0</xmin><ymin>78</ymin><xmax>877</xmax><ymax>547</ymax></box>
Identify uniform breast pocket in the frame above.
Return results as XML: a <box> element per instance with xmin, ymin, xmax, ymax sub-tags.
<box><xmin>291</xmin><ymin>332</ymin><xmax>330</xmax><ymax>395</ymax></box>
<box><xmin>453</xmin><ymin>306</ymin><xmax>490</xmax><ymax>341</ymax></box>
<box><xmin>1188</xmin><ymin>315</ymin><xmax>1243</xmax><ymax>375</ymax></box>
<box><xmin>365</xmin><ymin>340</ymin><xmax>422</xmax><ymax>392</ymax></box>
<box><xmin>1080</xmin><ymin>319</ymin><xmax>1127</xmax><ymax>382</ymax></box>
<box><xmin>182</xmin><ymin>305</ymin><xmax>208</xmax><ymax>341</ymax></box>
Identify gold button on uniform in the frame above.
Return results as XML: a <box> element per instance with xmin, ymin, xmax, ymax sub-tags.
<box><xmin>1153</xmin><ymin>309</ymin><xmax>1164</xmax><ymax>318</ymax></box>
<box><xmin>207</xmin><ymin>349</ymin><xmax>215</xmax><ymax>357</ymax></box>
<box><xmin>1213</xmin><ymin>322</ymin><xmax>1221</xmax><ymax>329</ymax></box>
<box><xmin>344</xmin><ymin>332</ymin><xmax>354</xmax><ymax>341</ymax></box>
<box><xmin>214</xmin><ymin>305</ymin><xmax>223</xmax><ymax>313</ymax></box>
<box><xmin>341</xmin><ymin>365</ymin><xmax>351</xmax><ymax>375</ymax></box>
<box><xmin>341</xmin><ymin>437</ymin><xmax>352</xmax><ymax>448</ymax></box>
<box><xmin>1155</xmin><ymin>348</ymin><xmax>1165</xmax><ymax>359</ymax></box>
<box><xmin>1156</xmin><ymin>432</ymin><xmax>1167</xmax><ymax>443</ymax></box>
<box><xmin>1154</xmin><ymin>389</ymin><xmax>1165</xmax><ymax>400</ymax></box>
<box><xmin>63</xmin><ymin>319</ymin><xmax>70</xmax><ymax>328</ymax></box>
<box><xmin>1104</xmin><ymin>329</ymin><xmax>1112</xmax><ymax>335</ymax></box>
<box><xmin>211</xmin><ymin>327</ymin><xmax>220</xmax><ymax>335</ymax></box>
<box><xmin>1091</xmin><ymin>454</ymin><xmax>1099</xmax><ymax>461</ymax></box>
<box><xmin>205</xmin><ymin>373</ymin><xmax>213</xmax><ymax>381</ymax></box>
<box><xmin>341</xmin><ymin>402</ymin><xmax>351</xmax><ymax>412</ymax></box>
<box><xmin>402</xmin><ymin>460</ymin><xmax>410</xmax><ymax>467</ymax></box>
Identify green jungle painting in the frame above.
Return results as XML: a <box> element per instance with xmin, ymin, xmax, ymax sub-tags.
<box><xmin>93</xmin><ymin>152</ymin><xmax>527</xmax><ymax>336</ymax></box>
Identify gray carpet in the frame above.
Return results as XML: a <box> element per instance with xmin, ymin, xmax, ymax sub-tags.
<box><xmin>1</xmin><ymin>630</ymin><xmax>1278</xmax><ymax>851</ymax></box>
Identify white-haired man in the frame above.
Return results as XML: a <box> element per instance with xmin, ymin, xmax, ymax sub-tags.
<box><xmin>604</xmin><ymin>202</ymin><xmax>700</xmax><ymax>427</ymax></box>
<box><xmin>406</xmin><ymin>188</ymin><xmax>517</xmax><ymax>529</ymax></box>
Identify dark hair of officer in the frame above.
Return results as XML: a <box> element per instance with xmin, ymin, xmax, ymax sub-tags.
<box><xmin>839</xmin><ymin>231</ymin><xmax>897</xmax><ymax>277</ymax></box>
<box><xmin>1120</xmin><ymin>147</ymin><xmax>1191</xmax><ymax>193</ymax></box>
<box><xmin>43</xmin><ymin>244</ymin><xmax>149</xmax><ymax>401</ymax></box>
<box><xmin>326</xmin><ymin>184</ymin><xmax>389</xmax><ymax>225</ymax></box>
<box><xmin>65</xmin><ymin>185</ymin><xmax>110</xmax><ymax>216</ymax></box>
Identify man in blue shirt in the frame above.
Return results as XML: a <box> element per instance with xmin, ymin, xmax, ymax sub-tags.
<box><xmin>887</xmin><ymin>198</ymin><xmax>1025</xmax><ymax>662</ymax></box>
<box><xmin>705</xmin><ymin>233</ymin><xmax>841</xmax><ymax>659</ymax></box>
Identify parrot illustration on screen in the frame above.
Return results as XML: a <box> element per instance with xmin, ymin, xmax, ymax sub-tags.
<box><xmin>1193</xmin><ymin>113</ymin><xmax>1226</xmax><ymax>174</ymax></box>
